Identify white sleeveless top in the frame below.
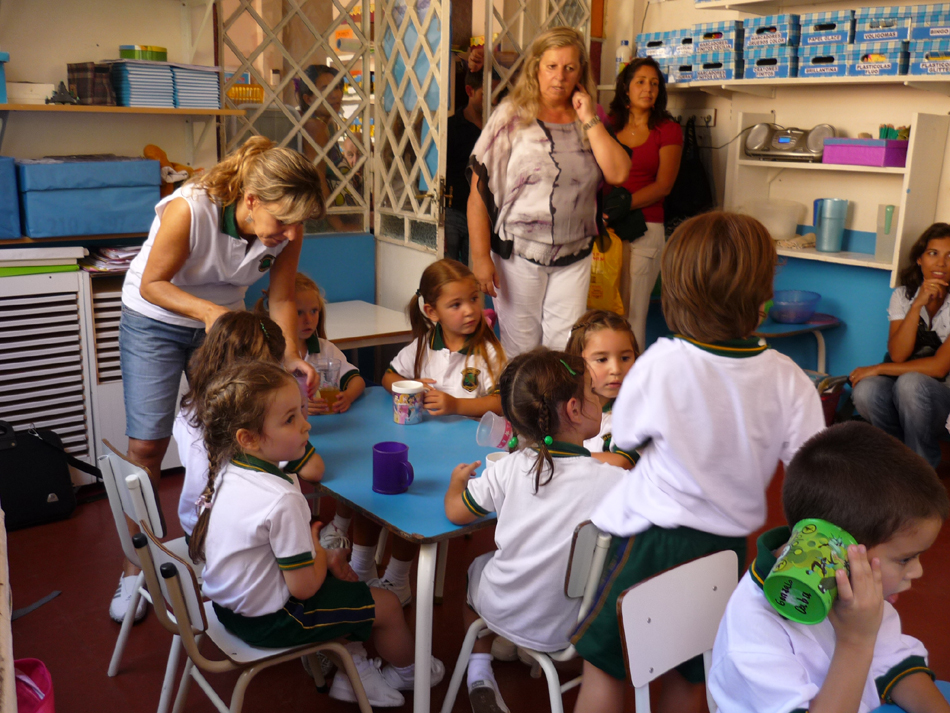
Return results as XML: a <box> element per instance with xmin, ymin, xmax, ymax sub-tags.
<box><xmin>122</xmin><ymin>185</ymin><xmax>289</xmax><ymax>329</ymax></box>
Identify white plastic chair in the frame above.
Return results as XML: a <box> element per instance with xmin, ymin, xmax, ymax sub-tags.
<box><xmin>440</xmin><ymin>521</ymin><xmax>612</xmax><ymax>713</ymax></box>
<box><xmin>618</xmin><ymin>550</ymin><xmax>739</xmax><ymax>713</ymax></box>
<box><xmin>132</xmin><ymin>525</ymin><xmax>372</xmax><ymax>713</ymax></box>
<box><xmin>100</xmin><ymin>439</ymin><xmax>202</xmax><ymax>713</ymax></box>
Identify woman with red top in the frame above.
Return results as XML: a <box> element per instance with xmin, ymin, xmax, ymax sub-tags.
<box><xmin>607</xmin><ymin>57</ymin><xmax>682</xmax><ymax>350</ymax></box>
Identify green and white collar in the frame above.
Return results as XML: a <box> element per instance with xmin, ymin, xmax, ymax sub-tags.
<box><xmin>602</xmin><ymin>399</ymin><xmax>614</xmax><ymax>414</ymax></box>
<box><xmin>530</xmin><ymin>440</ymin><xmax>592</xmax><ymax>458</ymax></box>
<box><xmin>222</xmin><ymin>203</ymin><xmax>241</xmax><ymax>239</ymax></box>
<box><xmin>430</xmin><ymin>324</ymin><xmax>473</xmax><ymax>355</ymax></box>
<box><xmin>231</xmin><ymin>453</ymin><xmax>294</xmax><ymax>483</ymax></box>
<box><xmin>305</xmin><ymin>332</ymin><xmax>322</xmax><ymax>355</ymax></box>
<box><xmin>749</xmin><ymin>526</ymin><xmax>791</xmax><ymax>590</ymax></box>
<box><xmin>673</xmin><ymin>334</ymin><xmax>767</xmax><ymax>359</ymax></box>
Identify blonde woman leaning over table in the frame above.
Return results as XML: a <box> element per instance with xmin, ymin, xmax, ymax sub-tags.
<box><xmin>468</xmin><ymin>27</ymin><xmax>630</xmax><ymax>357</ymax></box>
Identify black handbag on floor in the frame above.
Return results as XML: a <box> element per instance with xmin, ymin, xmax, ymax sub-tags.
<box><xmin>0</xmin><ymin>421</ymin><xmax>100</xmax><ymax>530</ymax></box>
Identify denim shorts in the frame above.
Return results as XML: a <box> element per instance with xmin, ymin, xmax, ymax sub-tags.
<box><xmin>119</xmin><ymin>306</ymin><xmax>205</xmax><ymax>440</ymax></box>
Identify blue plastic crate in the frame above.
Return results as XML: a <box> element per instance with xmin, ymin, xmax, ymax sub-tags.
<box><xmin>0</xmin><ymin>52</ymin><xmax>8</xmax><ymax>104</ymax></box>
<box><xmin>854</xmin><ymin>5</ymin><xmax>918</xmax><ymax>43</ymax></box>
<box><xmin>694</xmin><ymin>21</ymin><xmax>745</xmax><ymax>53</ymax></box>
<box><xmin>0</xmin><ymin>157</ymin><xmax>20</xmax><ymax>239</ymax></box>
<box><xmin>911</xmin><ymin>5</ymin><xmax>950</xmax><ymax>39</ymax></box>
<box><xmin>744</xmin><ymin>15</ymin><xmax>801</xmax><ymax>48</ymax></box>
<box><xmin>636</xmin><ymin>29</ymin><xmax>690</xmax><ymax>58</ymax></box>
<box><xmin>848</xmin><ymin>41</ymin><xmax>909</xmax><ymax>76</ymax></box>
<box><xmin>800</xmin><ymin>10</ymin><xmax>855</xmax><ymax>45</ymax></box>
<box><xmin>908</xmin><ymin>38</ymin><xmax>950</xmax><ymax>74</ymax></box>
<box><xmin>799</xmin><ymin>43</ymin><xmax>850</xmax><ymax>77</ymax></box>
<box><xmin>693</xmin><ymin>51</ymin><xmax>744</xmax><ymax>80</ymax></box>
<box><xmin>744</xmin><ymin>46</ymin><xmax>800</xmax><ymax>78</ymax></box>
<box><xmin>16</xmin><ymin>158</ymin><xmax>161</xmax><ymax>238</ymax></box>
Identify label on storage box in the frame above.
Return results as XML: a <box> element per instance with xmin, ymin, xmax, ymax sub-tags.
<box><xmin>854</xmin><ymin>61</ymin><xmax>893</xmax><ymax>73</ymax></box>
<box><xmin>748</xmin><ymin>33</ymin><xmax>787</xmax><ymax>46</ymax></box>
<box><xmin>921</xmin><ymin>27</ymin><xmax>950</xmax><ymax>36</ymax></box>
<box><xmin>862</xmin><ymin>30</ymin><xmax>901</xmax><ymax>40</ymax></box>
<box><xmin>917</xmin><ymin>60</ymin><xmax>950</xmax><ymax>72</ymax></box>
<box><xmin>802</xmin><ymin>64</ymin><xmax>846</xmax><ymax>75</ymax></box>
<box><xmin>697</xmin><ymin>67</ymin><xmax>729</xmax><ymax>79</ymax></box>
<box><xmin>697</xmin><ymin>39</ymin><xmax>736</xmax><ymax>52</ymax></box>
<box><xmin>804</xmin><ymin>32</ymin><xmax>849</xmax><ymax>44</ymax></box>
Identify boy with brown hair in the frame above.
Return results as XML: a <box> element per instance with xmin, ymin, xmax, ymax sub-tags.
<box><xmin>710</xmin><ymin>421</ymin><xmax>950</xmax><ymax>713</ymax></box>
<box><xmin>572</xmin><ymin>212</ymin><xmax>827</xmax><ymax>713</ymax></box>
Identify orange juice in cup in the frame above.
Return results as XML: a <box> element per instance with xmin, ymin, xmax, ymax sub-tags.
<box><xmin>312</xmin><ymin>356</ymin><xmax>341</xmax><ymax>414</ymax></box>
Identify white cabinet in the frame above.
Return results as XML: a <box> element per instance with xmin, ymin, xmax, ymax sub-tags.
<box><xmin>723</xmin><ymin>111</ymin><xmax>949</xmax><ymax>286</ymax></box>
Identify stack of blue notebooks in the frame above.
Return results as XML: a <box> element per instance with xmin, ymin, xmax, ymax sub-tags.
<box><xmin>111</xmin><ymin>61</ymin><xmax>175</xmax><ymax>107</ymax></box>
<box><xmin>172</xmin><ymin>65</ymin><xmax>220</xmax><ymax>109</ymax></box>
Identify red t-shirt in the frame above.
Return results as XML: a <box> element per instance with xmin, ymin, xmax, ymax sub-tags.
<box><xmin>614</xmin><ymin>119</ymin><xmax>683</xmax><ymax>224</ymax></box>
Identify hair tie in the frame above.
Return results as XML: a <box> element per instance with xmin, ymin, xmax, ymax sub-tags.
<box><xmin>196</xmin><ymin>493</ymin><xmax>213</xmax><ymax>513</ymax></box>
<box><xmin>543</xmin><ymin>435</ymin><xmax>554</xmax><ymax>446</ymax></box>
<box><xmin>260</xmin><ymin>321</ymin><xmax>270</xmax><ymax>338</ymax></box>
<box><xmin>559</xmin><ymin>359</ymin><xmax>578</xmax><ymax>377</ymax></box>
<box><xmin>507</xmin><ymin>435</ymin><xmax>519</xmax><ymax>449</ymax></box>
<box><xmin>415</xmin><ymin>289</ymin><xmax>422</xmax><ymax>297</ymax></box>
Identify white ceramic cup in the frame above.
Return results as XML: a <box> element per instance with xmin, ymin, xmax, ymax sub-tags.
<box><xmin>392</xmin><ymin>380</ymin><xmax>425</xmax><ymax>425</ymax></box>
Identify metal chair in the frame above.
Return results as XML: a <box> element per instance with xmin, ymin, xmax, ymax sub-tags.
<box><xmin>618</xmin><ymin>550</ymin><xmax>739</xmax><ymax>713</ymax></box>
<box><xmin>440</xmin><ymin>521</ymin><xmax>612</xmax><ymax>713</ymax></box>
<box><xmin>133</xmin><ymin>523</ymin><xmax>372</xmax><ymax>713</ymax></box>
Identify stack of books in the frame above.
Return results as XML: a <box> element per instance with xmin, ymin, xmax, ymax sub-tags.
<box><xmin>79</xmin><ymin>246</ymin><xmax>141</xmax><ymax>273</ymax></box>
<box><xmin>172</xmin><ymin>65</ymin><xmax>221</xmax><ymax>109</ymax></box>
<box><xmin>111</xmin><ymin>60</ymin><xmax>175</xmax><ymax>107</ymax></box>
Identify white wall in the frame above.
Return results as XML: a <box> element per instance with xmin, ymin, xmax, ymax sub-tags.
<box><xmin>376</xmin><ymin>240</ymin><xmax>438</xmax><ymax>310</ymax></box>
<box><xmin>600</xmin><ymin>0</ymin><xmax>950</xmax><ymax>222</ymax></box>
<box><xmin>0</xmin><ymin>0</ymin><xmax>217</xmax><ymax>168</ymax></box>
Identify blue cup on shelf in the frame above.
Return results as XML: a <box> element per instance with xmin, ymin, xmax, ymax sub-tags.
<box><xmin>813</xmin><ymin>198</ymin><xmax>849</xmax><ymax>253</ymax></box>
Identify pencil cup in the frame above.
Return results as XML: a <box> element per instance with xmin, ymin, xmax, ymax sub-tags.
<box><xmin>392</xmin><ymin>380</ymin><xmax>424</xmax><ymax>425</ymax></box>
<box><xmin>763</xmin><ymin>518</ymin><xmax>857</xmax><ymax>624</ymax></box>
<box><xmin>372</xmin><ymin>442</ymin><xmax>414</xmax><ymax>494</ymax></box>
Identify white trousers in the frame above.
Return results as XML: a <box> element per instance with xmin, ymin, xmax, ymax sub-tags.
<box><xmin>619</xmin><ymin>222</ymin><xmax>665</xmax><ymax>353</ymax></box>
<box><xmin>493</xmin><ymin>251</ymin><xmax>593</xmax><ymax>358</ymax></box>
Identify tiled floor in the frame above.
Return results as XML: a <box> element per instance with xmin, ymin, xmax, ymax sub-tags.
<box><xmin>8</xmin><ymin>465</ymin><xmax>950</xmax><ymax>713</ymax></box>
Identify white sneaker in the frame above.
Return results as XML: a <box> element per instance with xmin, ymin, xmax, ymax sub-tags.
<box><xmin>109</xmin><ymin>574</ymin><xmax>146</xmax><ymax>624</ymax></box>
<box><xmin>367</xmin><ymin>576</ymin><xmax>413</xmax><ymax>607</ymax></box>
<box><xmin>381</xmin><ymin>656</ymin><xmax>445</xmax><ymax>691</ymax></box>
<box><xmin>468</xmin><ymin>678</ymin><xmax>511</xmax><ymax>713</ymax></box>
<box><xmin>319</xmin><ymin>521</ymin><xmax>351</xmax><ymax>550</ymax></box>
<box><xmin>329</xmin><ymin>655</ymin><xmax>405</xmax><ymax>708</ymax></box>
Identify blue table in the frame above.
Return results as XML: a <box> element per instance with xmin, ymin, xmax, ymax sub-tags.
<box><xmin>754</xmin><ymin>312</ymin><xmax>842</xmax><ymax>373</ymax></box>
<box><xmin>308</xmin><ymin>387</ymin><xmax>495</xmax><ymax>713</ymax></box>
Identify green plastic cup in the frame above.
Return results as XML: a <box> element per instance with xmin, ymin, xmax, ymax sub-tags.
<box><xmin>763</xmin><ymin>518</ymin><xmax>857</xmax><ymax>624</ymax></box>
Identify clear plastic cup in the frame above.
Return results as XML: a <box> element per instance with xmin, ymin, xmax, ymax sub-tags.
<box><xmin>313</xmin><ymin>357</ymin><xmax>342</xmax><ymax>413</ymax></box>
<box><xmin>476</xmin><ymin>412</ymin><xmax>513</xmax><ymax>448</ymax></box>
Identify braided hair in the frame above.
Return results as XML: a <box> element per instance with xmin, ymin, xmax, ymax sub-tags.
<box><xmin>498</xmin><ymin>348</ymin><xmax>588</xmax><ymax>492</ymax></box>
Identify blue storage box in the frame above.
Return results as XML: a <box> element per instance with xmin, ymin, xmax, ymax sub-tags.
<box><xmin>911</xmin><ymin>4</ymin><xmax>950</xmax><ymax>39</ymax></box>
<box><xmin>855</xmin><ymin>6</ymin><xmax>915</xmax><ymax>43</ymax></box>
<box><xmin>667</xmin><ymin>58</ymin><xmax>696</xmax><ymax>83</ymax></box>
<box><xmin>799</xmin><ymin>44</ymin><xmax>850</xmax><ymax>77</ymax></box>
<box><xmin>0</xmin><ymin>157</ymin><xmax>20</xmax><ymax>239</ymax></box>
<box><xmin>694</xmin><ymin>21</ymin><xmax>745</xmax><ymax>54</ymax></box>
<box><xmin>744</xmin><ymin>15</ymin><xmax>801</xmax><ymax>48</ymax></box>
<box><xmin>693</xmin><ymin>51</ymin><xmax>744</xmax><ymax>80</ymax></box>
<box><xmin>0</xmin><ymin>52</ymin><xmax>8</xmax><ymax>104</ymax></box>
<box><xmin>848</xmin><ymin>41</ymin><xmax>909</xmax><ymax>76</ymax></box>
<box><xmin>801</xmin><ymin>10</ymin><xmax>855</xmax><ymax>45</ymax></box>
<box><xmin>637</xmin><ymin>30</ymin><xmax>692</xmax><ymax>58</ymax></box>
<box><xmin>16</xmin><ymin>157</ymin><xmax>161</xmax><ymax>238</ymax></box>
<box><xmin>744</xmin><ymin>46</ymin><xmax>799</xmax><ymax>78</ymax></box>
<box><xmin>908</xmin><ymin>39</ymin><xmax>950</xmax><ymax>73</ymax></box>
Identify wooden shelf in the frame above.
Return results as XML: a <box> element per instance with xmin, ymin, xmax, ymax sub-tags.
<box><xmin>0</xmin><ymin>104</ymin><xmax>244</xmax><ymax>116</ymax></box>
<box><xmin>0</xmin><ymin>233</ymin><xmax>148</xmax><ymax>246</ymax></box>
<box><xmin>777</xmin><ymin>247</ymin><xmax>894</xmax><ymax>270</ymax></box>
<box><xmin>737</xmin><ymin>159</ymin><xmax>906</xmax><ymax>175</ymax></box>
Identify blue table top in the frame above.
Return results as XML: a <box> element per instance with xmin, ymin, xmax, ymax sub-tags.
<box><xmin>754</xmin><ymin>312</ymin><xmax>841</xmax><ymax>338</ymax></box>
<box><xmin>308</xmin><ymin>387</ymin><xmax>496</xmax><ymax>542</ymax></box>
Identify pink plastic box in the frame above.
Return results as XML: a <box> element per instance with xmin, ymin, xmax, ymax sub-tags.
<box><xmin>822</xmin><ymin>138</ymin><xmax>908</xmax><ymax>167</ymax></box>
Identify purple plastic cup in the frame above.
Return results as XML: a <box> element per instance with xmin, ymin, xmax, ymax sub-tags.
<box><xmin>372</xmin><ymin>442</ymin><xmax>415</xmax><ymax>494</ymax></box>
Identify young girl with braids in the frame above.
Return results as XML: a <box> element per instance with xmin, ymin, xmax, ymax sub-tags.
<box><xmin>192</xmin><ymin>360</ymin><xmax>444</xmax><ymax>707</ymax></box>
<box><xmin>566</xmin><ymin>309</ymin><xmax>639</xmax><ymax>470</ymax></box>
<box><xmin>175</xmin><ymin>311</ymin><xmax>324</xmax><ymax>539</ymax></box>
<box><xmin>443</xmin><ymin>348</ymin><xmax>624</xmax><ymax>713</ymax></box>
<box><xmin>352</xmin><ymin>259</ymin><xmax>506</xmax><ymax>606</ymax></box>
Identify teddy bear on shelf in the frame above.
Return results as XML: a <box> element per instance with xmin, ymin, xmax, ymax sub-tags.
<box><xmin>143</xmin><ymin>144</ymin><xmax>202</xmax><ymax>198</ymax></box>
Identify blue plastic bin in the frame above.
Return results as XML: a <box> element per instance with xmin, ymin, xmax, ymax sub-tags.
<box><xmin>0</xmin><ymin>157</ymin><xmax>20</xmax><ymax>239</ymax></box>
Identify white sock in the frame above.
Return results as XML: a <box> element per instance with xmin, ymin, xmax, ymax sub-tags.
<box><xmin>383</xmin><ymin>556</ymin><xmax>412</xmax><ymax>587</ymax></box>
<box><xmin>467</xmin><ymin>653</ymin><xmax>494</xmax><ymax>689</ymax></box>
<box><xmin>389</xmin><ymin>661</ymin><xmax>415</xmax><ymax>682</ymax></box>
<box><xmin>350</xmin><ymin>544</ymin><xmax>377</xmax><ymax>582</ymax></box>
<box><xmin>331</xmin><ymin>513</ymin><xmax>351</xmax><ymax>533</ymax></box>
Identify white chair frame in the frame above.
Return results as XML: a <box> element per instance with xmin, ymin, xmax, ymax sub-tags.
<box><xmin>618</xmin><ymin>550</ymin><xmax>739</xmax><ymax>713</ymax></box>
<box><xmin>100</xmin><ymin>439</ymin><xmax>202</xmax><ymax>713</ymax></box>
<box><xmin>133</xmin><ymin>523</ymin><xmax>372</xmax><ymax>713</ymax></box>
<box><xmin>439</xmin><ymin>521</ymin><xmax>612</xmax><ymax>713</ymax></box>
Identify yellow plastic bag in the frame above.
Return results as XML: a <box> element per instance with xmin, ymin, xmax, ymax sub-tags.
<box><xmin>587</xmin><ymin>228</ymin><xmax>624</xmax><ymax>315</ymax></box>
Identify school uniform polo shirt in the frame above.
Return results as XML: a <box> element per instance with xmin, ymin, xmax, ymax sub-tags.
<box><xmin>388</xmin><ymin>325</ymin><xmax>501</xmax><ymax>398</ymax></box>
<box><xmin>709</xmin><ymin>528</ymin><xmax>933</xmax><ymax>713</ymax></box>
<box><xmin>461</xmin><ymin>444</ymin><xmax>624</xmax><ymax>651</ymax></box>
<box><xmin>888</xmin><ymin>286</ymin><xmax>950</xmax><ymax>341</ymax></box>
<box><xmin>304</xmin><ymin>335</ymin><xmax>361</xmax><ymax>390</ymax></box>
<box><xmin>593</xmin><ymin>335</ymin><xmax>826</xmax><ymax>539</ymax></box>
<box><xmin>123</xmin><ymin>185</ymin><xmax>289</xmax><ymax>329</ymax></box>
<box><xmin>201</xmin><ymin>454</ymin><xmax>317</xmax><ymax>617</ymax></box>
<box><xmin>583</xmin><ymin>400</ymin><xmax>639</xmax><ymax>467</ymax></box>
